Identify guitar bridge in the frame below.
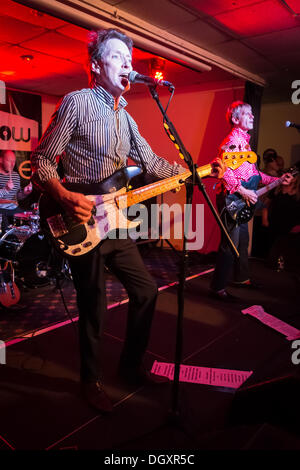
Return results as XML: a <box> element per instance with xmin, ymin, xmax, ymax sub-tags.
<box><xmin>47</xmin><ymin>214</ymin><xmax>69</xmax><ymax>238</ymax></box>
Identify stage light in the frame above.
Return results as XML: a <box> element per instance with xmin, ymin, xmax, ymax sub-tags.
<box><xmin>154</xmin><ymin>71</ymin><xmax>164</xmax><ymax>81</ymax></box>
<box><xmin>0</xmin><ymin>71</ymin><xmax>16</xmax><ymax>76</ymax></box>
<box><xmin>149</xmin><ymin>57</ymin><xmax>166</xmax><ymax>82</ymax></box>
<box><xmin>20</xmin><ymin>55</ymin><xmax>34</xmax><ymax>63</ymax></box>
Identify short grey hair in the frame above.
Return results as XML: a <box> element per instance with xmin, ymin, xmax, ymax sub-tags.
<box><xmin>226</xmin><ymin>101</ymin><xmax>251</xmax><ymax>126</ymax></box>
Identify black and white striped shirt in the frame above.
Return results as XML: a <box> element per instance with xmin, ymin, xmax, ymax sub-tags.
<box><xmin>31</xmin><ymin>86</ymin><xmax>182</xmax><ymax>184</ymax></box>
<box><xmin>0</xmin><ymin>171</ymin><xmax>20</xmax><ymax>209</ymax></box>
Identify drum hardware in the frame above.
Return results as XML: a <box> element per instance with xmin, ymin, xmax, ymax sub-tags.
<box><xmin>0</xmin><ymin>227</ymin><xmax>52</xmax><ymax>288</ymax></box>
<box><xmin>0</xmin><ymin>194</ymin><xmax>73</xmax><ymax>293</ymax></box>
<box><xmin>0</xmin><ymin>227</ymin><xmax>72</xmax><ymax>290</ymax></box>
<box><xmin>0</xmin><ymin>201</ymin><xmax>71</xmax><ymax>295</ymax></box>
<box><xmin>13</xmin><ymin>212</ymin><xmax>40</xmax><ymax>231</ymax></box>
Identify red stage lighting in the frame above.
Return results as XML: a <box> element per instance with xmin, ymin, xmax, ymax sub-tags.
<box><xmin>154</xmin><ymin>71</ymin><xmax>164</xmax><ymax>81</ymax></box>
<box><xmin>149</xmin><ymin>57</ymin><xmax>166</xmax><ymax>82</ymax></box>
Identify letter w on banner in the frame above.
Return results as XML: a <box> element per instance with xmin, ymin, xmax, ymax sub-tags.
<box><xmin>0</xmin><ymin>110</ymin><xmax>39</xmax><ymax>151</ymax></box>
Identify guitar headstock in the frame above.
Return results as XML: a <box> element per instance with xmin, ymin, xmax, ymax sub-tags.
<box><xmin>222</xmin><ymin>151</ymin><xmax>257</xmax><ymax>170</ymax></box>
<box><xmin>289</xmin><ymin>165</ymin><xmax>300</xmax><ymax>177</ymax></box>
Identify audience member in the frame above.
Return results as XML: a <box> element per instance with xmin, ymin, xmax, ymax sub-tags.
<box><xmin>262</xmin><ymin>148</ymin><xmax>281</xmax><ymax>176</ymax></box>
<box><xmin>276</xmin><ymin>155</ymin><xmax>285</xmax><ymax>175</ymax></box>
<box><xmin>268</xmin><ymin>173</ymin><xmax>300</xmax><ymax>272</ymax></box>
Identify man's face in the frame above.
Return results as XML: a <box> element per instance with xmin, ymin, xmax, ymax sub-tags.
<box><xmin>236</xmin><ymin>106</ymin><xmax>254</xmax><ymax>131</ymax></box>
<box><xmin>2</xmin><ymin>151</ymin><xmax>15</xmax><ymax>172</ymax></box>
<box><xmin>94</xmin><ymin>38</ymin><xmax>132</xmax><ymax>97</ymax></box>
<box><xmin>266</xmin><ymin>157</ymin><xmax>279</xmax><ymax>172</ymax></box>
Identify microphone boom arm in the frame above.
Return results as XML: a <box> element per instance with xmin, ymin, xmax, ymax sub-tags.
<box><xmin>147</xmin><ymin>85</ymin><xmax>239</xmax><ymax>258</ymax></box>
<box><xmin>146</xmin><ymin>84</ymin><xmax>239</xmax><ymax>418</ymax></box>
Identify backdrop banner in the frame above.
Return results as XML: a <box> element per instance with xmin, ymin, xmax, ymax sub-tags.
<box><xmin>0</xmin><ymin>88</ymin><xmax>42</xmax><ymax>185</ymax></box>
<box><xmin>0</xmin><ymin>110</ymin><xmax>39</xmax><ymax>151</ymax></box>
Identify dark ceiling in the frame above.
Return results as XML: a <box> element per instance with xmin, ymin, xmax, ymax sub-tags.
<box><xmin>1</xmin><ymin>0</ymin><xmax>300</xmax><ymax>101</ymax></box>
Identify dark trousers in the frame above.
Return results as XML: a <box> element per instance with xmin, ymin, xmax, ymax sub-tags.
<box><xmin>211</xmin><ymin>197</ymin><xmax>250</xmax><ymax>292</ymax></box>
<box><xmin>69</xmin><ymin>236</ymin><xmax>158</xmax><ymax>383</ymax></box>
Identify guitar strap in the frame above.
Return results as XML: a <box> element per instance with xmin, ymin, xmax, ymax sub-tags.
<box><xmin>254</xmin><ymin>159</ymin><xmax>262</xmax><ymax>183</ymax></box>
<box><xmin>125</xmin><ymin>112</ymin><xmax>148</xmax><ymax>174</ymax></box>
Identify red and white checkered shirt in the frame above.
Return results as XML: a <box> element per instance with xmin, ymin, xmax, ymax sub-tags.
<box><xmin>220</xmin><ymin>127</ymin><xmax>278</xmax><ymax>194</ymax></box>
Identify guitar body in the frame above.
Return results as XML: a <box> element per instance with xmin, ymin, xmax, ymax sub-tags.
<box><xmin>225</xmin><ymin>164</ymin><xmax>299</xmax><ymax>225</ymax></box>
<box><xmin>39</xmin><ymin>152</ymin><xmax>257</xmax><ymax>258</ymax></box>
<box><xmin>39</xmin><ymin>166</ymin><xmax>143</xmax><ymax>258</ymax></box>
<box><xmin>0</xmin><ymin>265</ymin><xmax>21</xmax><ymax>308</ymax></box>
<box><xmin>0</xmin><ymin>282</ymin><xmax>21</xmax><ymax>308</ymax></box>
<box><xmin>225</xmin><ymin>175</ymin><xmax>261</xmax><ymax>225</ymax></box>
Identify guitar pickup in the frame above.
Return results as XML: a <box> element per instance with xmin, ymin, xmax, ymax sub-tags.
<box><xmin>47</xmin><ymin>214</ymin><xmax>69</xmax><ymax>238</ymax></box>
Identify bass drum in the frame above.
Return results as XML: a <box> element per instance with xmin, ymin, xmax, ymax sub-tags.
<box><xmin>0</xmin><ymin>227</ymin><xmax>51</xmax><ymax>287</ymax></box>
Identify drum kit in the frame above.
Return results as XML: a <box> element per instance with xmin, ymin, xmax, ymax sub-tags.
<box><xmin>0</xmin><ymin>204</ymin><xmax>70</xmax><ymax>293</ymax></box>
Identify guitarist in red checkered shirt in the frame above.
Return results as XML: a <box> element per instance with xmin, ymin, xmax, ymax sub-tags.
<box><xmin>210</xmin><ymin>101</ymin><xmax>293</xmax><ymax>301</ymax></box>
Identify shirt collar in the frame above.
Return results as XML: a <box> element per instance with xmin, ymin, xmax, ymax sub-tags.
<box><xmin>232</xmin><ymin>126</ymin><xmax>251</xmax><ymax>143</ymax></box>
<box><xmin>92</xmin><ymin>85</ymin><xmax>128</xmax><ymax>110</ymax></box>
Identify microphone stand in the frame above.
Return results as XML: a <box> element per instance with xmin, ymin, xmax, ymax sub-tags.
<box><xmin>147</xmin><ymin>84</ymin><xmax>239</xmax><ymax>422</ymax></box>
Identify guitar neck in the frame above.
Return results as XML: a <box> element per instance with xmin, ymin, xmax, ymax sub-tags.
<box><xmin>116</xmin><ymin>164</ymin><xmax>212</xmax><ymax>209</ymax></box>
<box><xmin>256</xmin><ymin>176</ymin><xmax>282</xmax><ymax>198</ymax></box>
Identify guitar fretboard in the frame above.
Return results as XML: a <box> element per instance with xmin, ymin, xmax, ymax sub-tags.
<box><xmin>256</xmin><ymin>176</ymin><xmax>283</xmax><ymax>198</ymax></box>
<box><xmin>116</xmin><ymin>164</ymin><xmax>212</xmax><ymax>209</ymax></box>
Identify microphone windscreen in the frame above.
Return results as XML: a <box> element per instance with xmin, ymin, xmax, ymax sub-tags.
<box><xmin>128</xmin><ymin>71</ymin><xmax>138</xmax><ymax>83</ymax></box>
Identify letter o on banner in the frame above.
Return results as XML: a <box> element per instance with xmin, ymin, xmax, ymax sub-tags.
<box><xmin>0</xmin><ymin>125</ymin><xmax>11</xmax><ymax>141</ymax></box>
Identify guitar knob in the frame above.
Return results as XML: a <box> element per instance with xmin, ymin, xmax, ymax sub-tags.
<box><xmin>82</xmin><ymin>242</ymin><xmax>92</xmax><ymax>248</ymax></box>
<box><xmin>72</xmin><ymin>248</ymin><xmax>81</xmax><ymax>254</ymax></box>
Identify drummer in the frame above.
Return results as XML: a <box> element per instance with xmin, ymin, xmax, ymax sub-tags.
<box><xmin>0</xmin><ymin>150</ymin><xmax>32</xmax><ymax>233</ymax></box>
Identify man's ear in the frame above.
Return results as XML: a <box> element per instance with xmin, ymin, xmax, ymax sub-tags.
<box><xmin>91</xmin><ymin>61</ymin><xmax>101</xmax><ymax>76</ymax></box>
<box><xmin>231</xmin><ymin>115</ymin><xmax>240</xmax><ymax>126</ymax></box>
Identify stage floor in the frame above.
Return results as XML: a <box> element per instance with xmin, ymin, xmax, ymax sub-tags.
<box><xmin>1</xmin><ymin>247</ymin><xmax>300</xmax><ymax>452</ymax></box>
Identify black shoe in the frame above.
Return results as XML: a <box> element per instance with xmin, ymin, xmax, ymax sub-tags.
<box><xmin>81</xmin><ymin>381</ymin><xmax>113</xmax><ymax>413</ymax></box>
<box><xmin>233</xmin><ymin>279</ymin><xmax>262</xmax><ymax>289</ymax></box>
<box><xmin>210</xmin><ymin>289</ymin><xmax>239</xmax><ymax>302</ymax></box>
<box><xmin>118</xmin><ymin>364</ymin><xmax>170</xmax><ymax>386</ymax></box>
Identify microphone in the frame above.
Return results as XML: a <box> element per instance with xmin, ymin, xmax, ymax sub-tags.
<box><xmin>128</xmin><ymin>71</ymin><xmax>174</xmax><ymax>89</ymax></box>
<box><xmin>285</xmin><ymin>121</ymin><xmax>300</xmax><ymax>130</ymax></box>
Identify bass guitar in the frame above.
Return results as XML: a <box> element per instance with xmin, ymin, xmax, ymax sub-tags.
<box><xmin>225</xmin><ymin>165</ymin><xmax>299</xmax><ymax>225</ymax></box>
<box><xmin>39</xmin><ymin>150</ymin><xmax>257</xmax><ymax>258</ymax></box>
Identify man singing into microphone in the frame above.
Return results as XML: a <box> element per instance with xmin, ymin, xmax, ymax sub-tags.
<box><xmin>31</xmin><ymin>28</ymin><xmax>225</xmax><ymax>413</ymax></box>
